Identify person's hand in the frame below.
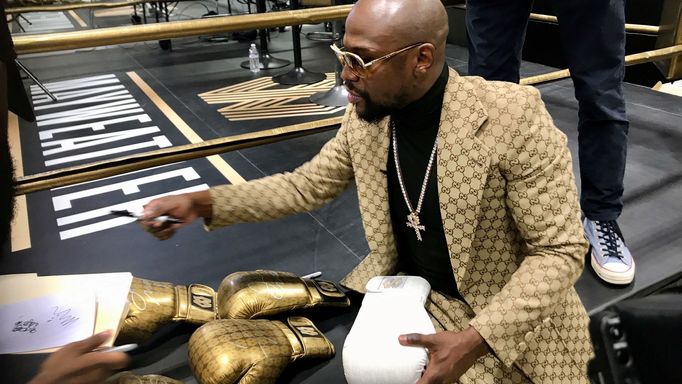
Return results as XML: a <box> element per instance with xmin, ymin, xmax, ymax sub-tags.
<box><xmin>140</xmin><ymin>192</ymin><xmax>208</xmax><ymax>240</ymax></box>
<box><xmin>29</xmin><ymin>330</ymin><xmax>130</xmax><ymax>384</ymax></box>
<box><xmin>399</xmin><ymin>327</ymin><xmax>489</xmax><ymax>384</ymax></box>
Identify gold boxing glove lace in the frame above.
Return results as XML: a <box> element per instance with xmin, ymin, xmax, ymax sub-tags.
<box><xmin>189</xmin><ymin>316</ymin><xmax>334</xmax><ymax>384</ymax></box>
<box><xmin>217</xmin><ymin>270</ymin><xmax>349</xmax><ymax>319</ymax></box>
<box><xmin>106</xmin><ymin>372</ymin><xmax>183</xmax><ymax>384</ymax></box>
<box><xmin>117</xmin><ymin>277</ymin><xmax>217</xmax><ymax>343</ymax></box>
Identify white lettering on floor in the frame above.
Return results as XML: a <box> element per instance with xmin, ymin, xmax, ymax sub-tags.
<box><xmin>28</xmin><ymin>74</ymin><xmax>211</xmax><ymax>241</ymax></box>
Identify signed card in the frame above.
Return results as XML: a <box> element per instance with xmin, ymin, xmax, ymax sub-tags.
<box><xmin>0</xmin><ymin>293</ymin><xmax>96</xmax><ymax>354</ymax></box>
<box><xmin>0</xmin><ymin>272</ymin><xmax>133</xmax><ymax>351</ymax></box>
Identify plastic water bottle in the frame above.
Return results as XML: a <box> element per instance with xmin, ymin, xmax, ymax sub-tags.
<box><xmin>248</xmin><ymin>43</ymin><xmax>260</xmax><ymax>73</ymax></box>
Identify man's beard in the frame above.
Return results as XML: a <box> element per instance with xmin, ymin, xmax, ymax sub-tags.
<box><xmin>348</xmin><ymin>85</ymin><xmax>400</xmax><ymax>123</ymax></box>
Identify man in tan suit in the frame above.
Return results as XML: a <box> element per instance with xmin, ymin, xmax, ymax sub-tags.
<box><xmin>142</xmin><ymin>0</ymin><xmax>593</xmax><ymax>382</ymax></box>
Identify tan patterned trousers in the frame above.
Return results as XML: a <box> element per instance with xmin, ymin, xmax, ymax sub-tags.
<box><xmin>427</xmin><ymin>292</ymin><xmax>533</xmax><ymax>384</ymax></box>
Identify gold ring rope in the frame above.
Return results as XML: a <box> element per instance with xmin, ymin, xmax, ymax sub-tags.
<box><xmin>10</xmin><ymin>6</ymin><xmax>680</xmax><ymax>193</ymax></box>
<box><xmin>6</xmin><ymin>3</ymin><xmax>662</xmax><ymax>36</ymax></box>
<box><xmin>529</xmin><ymin>13</ymin><xmax>660</xmax><ymax>35</ymax></box>
<box><xmin>521</xmin><ymin>44</ymin><xmax>682</xmax><ymax>85</ymax></box>
<box><xmin>19</xmin><ymin>39</ymin><xmax>680</xmax><ymax>193</ymax></box>
<box><xmin>15</xmin><ymin>117</ymin><xmax>342</xmax><ymax>195</ymax></box>
<box><xmin>14</xmin><ymin>44</ymin><xmax>682</xmax><ymax>193</ymax></box>
<box><xmin>12</xmin><ymin>5</ymin><xmax>354</xmax><ymax>54</ymax></box>
<box><xmin>6</xmin><ymin>0</ymin><xmax>194</xmax><ymax>14</ymax></box>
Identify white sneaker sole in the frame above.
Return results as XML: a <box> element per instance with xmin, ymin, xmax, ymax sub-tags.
<box><xmin>591</xmin><ymin>248</ymin><xmax>635</xmax><ymax>285</ymax></box>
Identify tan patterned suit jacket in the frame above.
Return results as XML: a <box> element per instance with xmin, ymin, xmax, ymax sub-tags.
<box><xmin>208</xmin><ymin>68</ymin><xmax>593</xmax><ymax>383</ymax></box>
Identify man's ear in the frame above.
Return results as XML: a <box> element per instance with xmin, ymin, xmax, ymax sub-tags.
<box><xmin>414</xmin><ymin>44</ymin><xmax>436</xmax><ymax>74</ymax></box>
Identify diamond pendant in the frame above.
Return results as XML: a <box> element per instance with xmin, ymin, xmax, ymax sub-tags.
<box><xmin>406</xmin><ymin>212</ymin><xmax>426</xmax><ymax>241</ymax></box>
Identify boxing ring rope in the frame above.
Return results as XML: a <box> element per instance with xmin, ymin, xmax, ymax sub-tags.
<box><xmin>12</xmin><ymin>4</ymin><xmax>354</xmax><ymax>54</ymax></box>
<box><xmin>11</xmin><ymin>5</ymin><xmax>351</xmax><ymax>196</ymax></box>
<box><xmin>17</xmin><ymin>40</ymin><xmax>681</xmax><ymax>193</ymax></box>
<box><xmin>521</xmin><ymin>44</ymin><xmax>682</xmax><ymax>85</ymax></box>
<box><xmin>7</xmin><ymin>4</ymin><xmax>663</xmax><ymax>36</ymax></box>
<box><xmin>17</xmin><ymin>41</ymin><xmax>680</xmax><ymax>193</ymax></box>
<box><xmin>529</xmin><ymin>13</ymin><xmax>661</xmax><ymax>35</ymax></box>
<box><xmin>14</xmin><ymin>117</ymin><xmax>342</xmax><ymax>195</ymax></box>
<box><xmin>10</xmin><ymin>6</ymin><xmax>681</xmax><ymax>194</ymax></box>
<box><xmin>5</xmin><ymin>0</ymin><xmax>194</xmax><ymax>14</ymax></box>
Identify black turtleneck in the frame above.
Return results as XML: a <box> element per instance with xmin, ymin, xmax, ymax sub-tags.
<box><xmin>387</xmin><ymin>65</ymin><xmax>462</xmax><ymax>299</ymax></box>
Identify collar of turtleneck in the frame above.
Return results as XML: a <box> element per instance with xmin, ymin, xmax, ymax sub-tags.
<box><xmin>391</xmin><ymin>64</ymin><xmax>449</xmax><ymax>130</ymax></box>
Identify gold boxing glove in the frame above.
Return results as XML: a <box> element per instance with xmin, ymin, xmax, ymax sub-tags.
<box><xmin>117</xmin><ymin>277</ymin><xmax>217</xmax><ymax>343</ymax></box>
<box><xmin>189</xmin><ymin>316</ymin><xmax>334</xmax><ymax>384</ymax></box>
<box><xmin>217</xmin><ymin>270</ymin><xmax>349</xmax><ymax>319</ymax></box>
<box><xmin>106</xmin><ymin>372</ymin><xmax>183</xmax><ymax>384</ymax></box>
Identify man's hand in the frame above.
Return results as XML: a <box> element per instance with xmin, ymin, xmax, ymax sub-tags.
<box><xmin>399</xmin><ymin>326</ymin><xmax>489</xmax><ymax>384</ymax></box>
<box><xmin>29</xmin><ymin>330</ymin><xmax>130</xmax><ymax>384</ymax></box>
<box><xmin>140</xmin><ymin>191</ymin><xmax>211</xmax><ymax>240</ymax></box>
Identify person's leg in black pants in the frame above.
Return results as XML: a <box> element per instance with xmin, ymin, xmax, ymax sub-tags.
<box><xmin>554</xmin><ymin>0</ymin><xmax>628</xmax><ymax>221</ymax></box>
<box><xmin>465</xmin><ymin>0</ymin><xmax>533</xmax><ymax>82</ymax></box>
<box><xmin>554</xmin><ymin>0</ymin><xmax>634</xmax><ymax>285</ymax></box>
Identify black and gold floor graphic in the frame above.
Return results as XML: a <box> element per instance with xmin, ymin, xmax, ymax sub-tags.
<box><xmin>199</xmin><ymin>73</ymin><xmax>345</xmax><ymax>121</ymax></box>
<box><xmin>6</xmin><ymin>66</ymin><xmax>358</xmax><ymax>251</ymax></box>
<box><xmin>9</xmin><ymin>71</ymin><xmax>233</xmax><ymax>251</ymax></box>
<box><xmin>9</xmin><ymin>66</ymin><xmax>360</xmax><ymax>248</ymax></box>
<box><xmin>3</xmin><ymin>45</ymin><xmax>364</xmax><ymax>281</ymax></box>
<box><xmin>9</xmin><ymin>11</ymin><xmax>75</xmax><ymax>34</ymax></box>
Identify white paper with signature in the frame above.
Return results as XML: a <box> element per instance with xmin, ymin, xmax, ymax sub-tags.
<box><xmin>0</xmin><ymin>293</ymin><xmax>96</xmax><ymax>354</ymax></box>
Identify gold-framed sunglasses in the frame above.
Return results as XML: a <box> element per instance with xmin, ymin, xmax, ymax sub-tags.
<box><xmin>330</xmin><ymin>42</ymin><xmax>425</xmax><ymax>78</ymax></box>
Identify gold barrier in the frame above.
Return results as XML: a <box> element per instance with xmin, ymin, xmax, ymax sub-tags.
<box><xmin>10</xmin><ymin>5</ymin><xmax>680</xmax><ymax>193</ymax></box>
<box><xmin>655</xmin><ymin>0</ymin><xmax>682</xmax><ymax>79</ymax></box>
<box><xmin>521</xmin><ymin>44</ymin><xmax>682</xmax><ymax>85</ymax></box>
<box><xmin>8</xmin><ymin>4</ymin><xmax>661</xmax><ymax>35</ymax></box>
<box><xmin>6</xmin><ymin>0</ymin><xmax>165</xmax><ymax>13</ymax></box>
<box><xmin>15</xmin><ymin>117</ymin><xmax>342</xmax><ymax>195</ymax></box>
<box><xmin>13</xmin><ymin>44</ymin><xmax>682</xmax><ymax>192</ymax></box>
<box><xmin>12</xmin><ymin>5</ymin><xmax>353</xmax><ymax>54</ymax></box>
<box><xmin>529</xmin><ymin>13</ymin><xmax>660</xmax><ymax>35</ymax></box>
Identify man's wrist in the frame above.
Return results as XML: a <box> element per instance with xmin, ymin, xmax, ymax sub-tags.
<box><xmin>188</xmin><ymin>190</ymin><xmax>213</xmax><ymax>219</ymax></box>
<box><xmin>464</xmin><ymin>326</ymin><xmax>490</xmax><ymax>358</ymax></box>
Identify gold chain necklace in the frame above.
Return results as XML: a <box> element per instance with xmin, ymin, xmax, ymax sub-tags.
<box><xmin>391</xmin><ymin>121</ymin><xmax>438</xmax><ymax>241</ymax></box>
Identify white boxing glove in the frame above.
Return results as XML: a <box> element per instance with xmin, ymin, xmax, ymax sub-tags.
<box><xmin>343</xmin><ymin>276</ymin><xmax>436</xmax><ymax>384</ymax></box>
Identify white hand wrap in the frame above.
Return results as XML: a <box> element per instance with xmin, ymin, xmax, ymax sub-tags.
<box><xmin>343</xmin><ymin>276</ymin><xmax>435</xmax><ymax>384</ymax></box>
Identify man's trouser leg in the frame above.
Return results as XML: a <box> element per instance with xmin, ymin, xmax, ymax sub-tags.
<box><xmin>465</xmin><ymin>0</ymin><xmax>533</xmax><ymax>82</ymax></box>
<box><xmin>553</xmin><ymin>0</ymin><xmax>629</xmax><ymax>221</ymax></box>
<box><xmin>426</xmin><ymin>292</ymin><xmax>531</xmax><ymax>384</ymax></box>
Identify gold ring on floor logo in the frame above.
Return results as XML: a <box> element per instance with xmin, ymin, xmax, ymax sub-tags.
<box><xmin>197</xmin><ymin>74</ymin><xmax>345</xmax><ymax>122</ymax></box>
